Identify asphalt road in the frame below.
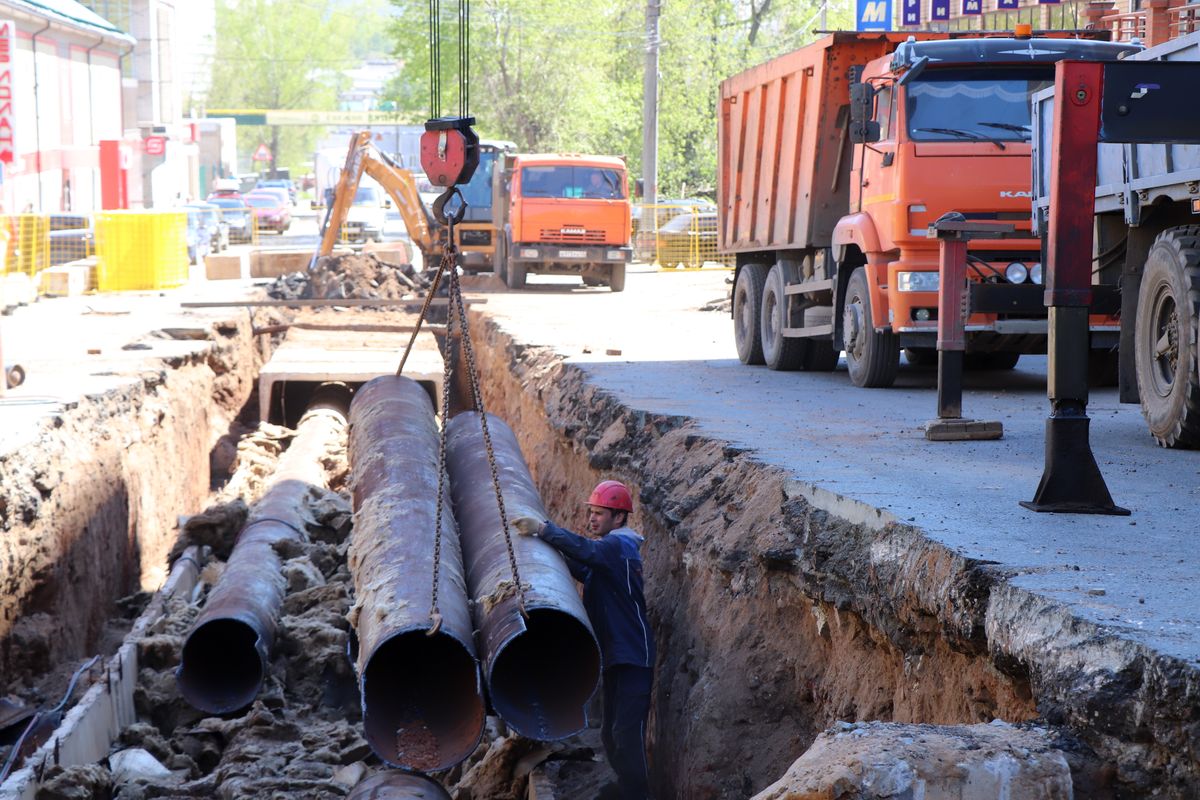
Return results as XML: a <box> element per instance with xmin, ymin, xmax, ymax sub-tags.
<box><xmin>479</xmin><ymin>265</ymin><xmax>1200</xmax><ymax>665</ymax></box>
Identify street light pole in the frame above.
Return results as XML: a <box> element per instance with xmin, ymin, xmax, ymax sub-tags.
<box><xmin>642</xmin><ymin>0</ymin><xmax>661</xmax><ymax>207</ymax></box>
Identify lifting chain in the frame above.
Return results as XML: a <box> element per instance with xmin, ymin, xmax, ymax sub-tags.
<box><xmin>417</xmin><ymin>217</ymin><xmax>527</xmax><ymax>636</ymax></box>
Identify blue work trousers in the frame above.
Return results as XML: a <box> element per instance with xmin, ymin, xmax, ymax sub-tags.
<box><xmin>601</xmin><ymin>664</ymin><xmax>653</xmax><ymax>800</ymax></box>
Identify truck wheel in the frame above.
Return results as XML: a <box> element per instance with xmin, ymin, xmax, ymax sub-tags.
<box><xmin>734</xmin><ymin>263</ymin><xmax>768</xmax><ymax>365</ymax></box>
<box><xmin>761</xmin><ymin>264</ymin><xmax>808</xmax><ymax>370</ymax></box>
<box><xmin>506</xmin><ymin>258</ymin><xmax>527</xmax><ymax>290</ymax></box>
<box><xmin>803</xmin><ymin>341</ymin><xmax>840</xmax><ymax>371</ymax></box>
<box><xmin>609</xmin><ymin>264</ymin><xmax>626</xmax><ymax>292</ymax></box>
<box><xmin>1134</xmin><ymin>226</ymin><xmax>1200</xmax><ymax>447</ymax></box>
<box><xmin>843</xmin><ymin>267</ymin><xmax>899</xmax><ymax>388</ymax></box>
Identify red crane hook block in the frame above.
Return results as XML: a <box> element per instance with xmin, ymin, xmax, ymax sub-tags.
<box><xmin>420</xmin><ymin>117</ymin><xmax>480</xmax><ymax>187</ymax></box>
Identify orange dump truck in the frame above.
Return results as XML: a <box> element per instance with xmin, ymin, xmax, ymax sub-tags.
<box><xmin>721</xmin><ymin>30</ymin><xmax>1138</xmax><ymax>387</ymax></box>
<box><xmin>493</xmin><ymin>153</ymin><xmax>633</xmax><ymax>291</ymax></box>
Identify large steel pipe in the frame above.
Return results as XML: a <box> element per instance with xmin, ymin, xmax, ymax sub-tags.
<box><xmin>347</xmin><ymin>771</ymin><xmax>451</xmax><ymax>800</ymax></box>
<box><xmin>177</xmin><ymin>383</ymin><xmax>350</xmax><ymax>714</ymax></box>
<box><xmin>445</xmin><ymin>412</ymin><xmax>601</xmax><ymax>740</ymax></box>
<box><xmin>348</xmin><ymin>375</ymin><xmax>483</xmax><ymax>771</ymax></box>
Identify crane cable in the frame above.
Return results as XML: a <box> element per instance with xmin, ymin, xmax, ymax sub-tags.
<box><xmin>416</xmin><ymin>0</ymin><xmax>526</xmax><ymax>636</ymax></box>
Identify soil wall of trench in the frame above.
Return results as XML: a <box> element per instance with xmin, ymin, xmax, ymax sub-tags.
<box><xmin>466</xmin><ymin>310</ymin><xmax>1200</xmax><ymax>800</ymax></box>
<box><xmin>0</xmin><ymin>317</ymin><xmax>264</xmax><ymax>689</ymax></box>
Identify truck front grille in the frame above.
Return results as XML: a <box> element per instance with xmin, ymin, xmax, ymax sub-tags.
<box><xmin>541</xmin><ymin>228</ymin><xmax>605</xmax><ymax>243</ymax></box>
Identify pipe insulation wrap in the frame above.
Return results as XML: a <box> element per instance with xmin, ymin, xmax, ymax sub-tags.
<box><xmin>177</xmin><ymin>383</ymin><xmax>351</xmax><ymax>715</ymax></box>
<box><xmin>347</xmin><ymin>376</ymin><xmax>483</xmax><ymax>771</ymax></box>
<box><xmin>445</xmin><ymin>411</ymin><xmax>601</xmax><ymax>741</ymax></box>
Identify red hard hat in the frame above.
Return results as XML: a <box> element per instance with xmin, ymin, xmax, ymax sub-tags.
<box><xmin>587</xmin><ymin>480</ymin><xmax>633</xmax><ymax>513</ymax></box>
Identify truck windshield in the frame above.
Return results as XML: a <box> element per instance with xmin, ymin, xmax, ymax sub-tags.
<box><xmin>520</xmin><ymin>166</ymin><xmax>626</xmax><ymax>199</ymax></box>
<box><xmin>461</xmin><ymin>151</ymin><xmax>497</xmax><ymax>211</ymax></box>
<box><xmin>906</xmin><ymin>67</ymin><xmax>1051</xmax><ymax>143</ymax></box>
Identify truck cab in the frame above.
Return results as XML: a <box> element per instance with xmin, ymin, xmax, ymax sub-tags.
<box><xmin>722</xmin><ymin>31</ymin><xmax>1139</xmax><ymax>387</ymax></box>
<box><xmin>493</xmin><ymin>153</ymin><xmax>633</xmax><ymax>291</ymax></box>
<box><xmin>836</xmin><ymin>35</ymin><xmax>1139</xmax><ymax>385</ymax></box>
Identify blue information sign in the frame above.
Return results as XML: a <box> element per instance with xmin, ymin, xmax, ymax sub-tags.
<box><xmin>856</xmin><ymin>0</ymin><xmax>894</xmax><ymax>30</ymax></box>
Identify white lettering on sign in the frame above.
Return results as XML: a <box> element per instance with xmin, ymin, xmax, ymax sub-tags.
<box><xmin>0</xmin><ymin>21</ymin><xmax>15</xmax><ymax>166</ymax></box>
<box><xmin>861</xmin><ymin>1</ymin><xmax>888</xmax><ymax>23</ymax></box>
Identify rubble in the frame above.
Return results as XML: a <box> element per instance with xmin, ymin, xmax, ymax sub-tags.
<box><xmin>266</xmin><ymin>254</ymin><xmax>431</xmax><ymax>302</ymax></box>
<box><xmin>751</xmin><ymin>720</ymin><xmax>1073</xmax><ymax>800</ymax></box>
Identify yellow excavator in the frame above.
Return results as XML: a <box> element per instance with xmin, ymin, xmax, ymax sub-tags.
<box><xmin>314</xmin><ymin>130</ymin><xmax>513</xmax><ymax>272</ymax></box>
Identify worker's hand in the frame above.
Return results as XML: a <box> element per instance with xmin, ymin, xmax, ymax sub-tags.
<box><xmin>511</xmin><ymin>516</ymin><xmax>544</xmax><ymax>537</ymax></box>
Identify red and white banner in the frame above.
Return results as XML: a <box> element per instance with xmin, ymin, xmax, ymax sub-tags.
<box><xmin>0</xmin><ymin>20</ymin><xmax>15</xmax><ymax>166</ymax></box>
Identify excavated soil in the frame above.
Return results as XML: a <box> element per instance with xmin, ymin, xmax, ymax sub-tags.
<box><xmin>268</xmin><ymin>254</ymin><xmax>431</xmax><ymax>301</ymax></box>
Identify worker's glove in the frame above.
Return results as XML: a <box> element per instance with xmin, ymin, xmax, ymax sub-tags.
<box><xmin>511</xmin><ymin>516</ymin><xmax>545</xmax><ymax>537</ymax></box>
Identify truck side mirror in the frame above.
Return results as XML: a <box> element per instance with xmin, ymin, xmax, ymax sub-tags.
<box><xmin>849</xmin><ymin>83</ymin><xmax>880</xmax><ymax>144</ymax></box>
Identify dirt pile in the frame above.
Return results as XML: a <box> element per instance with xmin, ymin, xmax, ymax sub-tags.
<box><xmin>268</xmin><ymin>254</ymin><xmax>431</xmax><ymax>302</ymax></box>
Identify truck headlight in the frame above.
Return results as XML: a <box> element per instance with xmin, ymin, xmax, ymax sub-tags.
<box><xmin>520</xmin><ymin>248</ymin><xmax>539</xmax><ymax>258</ymax></box>
<box><xmin>1030</xmin><ymin>262</ymin><xmax>1043</xmax><ymax>284</ymax></box>
<box><xmin>1005</xmin><ymin>262</ymin><xmax>1029</xmax><ymax>284</ymax></box>
<box><xmin>897</xmin><ymin>271</ymin><xmax>939</xmax><ymax>292</ymax></box>
<box><xmin>606</xmin><ymin>250</ymin><xmax>624</xmax><ymax>260</ymax></box>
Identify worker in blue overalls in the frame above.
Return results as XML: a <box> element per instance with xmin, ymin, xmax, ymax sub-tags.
<box><xmin>513</xmin><ymin>479</ymin><xmax>655</xmax><ymax>800</ymax></box>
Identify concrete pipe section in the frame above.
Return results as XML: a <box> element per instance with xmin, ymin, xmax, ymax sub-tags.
<box><xmin>347</xmin><ymin>375</ymin><xmax>484</xmax><ymax>771</ymax></box>
<box><xmin>176</xmin><ymin>383</ymin><xmax>351</xmax><ymax>714</ymax></box>
<box><xmin>445</xmin><ymin>412</ymin><xmax>601</xmax><ymax>740</ymax></box>
<box><xmin>346</xmin><ymin>771</ymin><xmax>451</xmax><ymax>800</ymax></box>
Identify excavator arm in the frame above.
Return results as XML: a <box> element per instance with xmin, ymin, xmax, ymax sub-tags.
<box><xmin>315</xmin><ymin>131</ymin><xmax>444</xmax><ymax>266</ymax></box>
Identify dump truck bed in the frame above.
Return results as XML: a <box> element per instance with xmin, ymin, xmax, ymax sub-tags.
<box><xmin>717</xmin><ymin>32</ymin><xmax>937</xmax><ymax>254</ymax></box>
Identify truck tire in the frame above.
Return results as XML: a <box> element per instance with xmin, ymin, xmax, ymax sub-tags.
<box><xmin>609</xmin><ymin>263</ymin><xmax>626</xmax><ymax>292</ymax></box>
<box><xmin>803</xmin><ymin>341</ymin><xmax>840</xmax><ymax>371</ymax></box>
<box><xmin>761</xmin><ymin>264</ymin><xmax>808</xmax><ymax>370</ymax></box>
<box><xmin>1134</xmin><ymin>226</ymin><xmax>1200</xmax><ymax>447</ymax></box>
<box><xmin>734</xmin><ymin>263</ymin><xmax>768</xmax><ymax>365</ymax></box>
<box><xmin>843</xmin><ymin>267</ymin><xmax>899</xmax><ymax>388</ymax></box>
<box><xmin>506</xmin><ymin>259</ymin><xmax>527</xmax><ymax>290</ymax></box>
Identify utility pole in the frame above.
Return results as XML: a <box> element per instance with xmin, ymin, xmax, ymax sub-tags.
<box><xmin>642</xmin><ymin>0</ymin><xmax>661</xmax><ymax>208</ymax></box>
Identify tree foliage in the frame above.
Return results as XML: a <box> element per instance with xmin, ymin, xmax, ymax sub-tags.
<box><xmin>208</xmin><ymin>0</ymin><xmax>366</xmax><ymax>174</ymax></box>
<box><xmin>385</xmin><ymin>0</ymin><xmax>853</xmax><ymax>196</ymax></box>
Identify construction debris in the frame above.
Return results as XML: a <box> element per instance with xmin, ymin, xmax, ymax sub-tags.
<box><xmin>267</xmin><ymin>253</ymin><xmax>432</xmax><ymax>302</ymax></box>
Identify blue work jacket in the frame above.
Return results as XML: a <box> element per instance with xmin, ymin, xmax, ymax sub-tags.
<box><xmin>539</xmin><ymin>522</ymin><xmax>656</xmax><ymax>670</ymax></box>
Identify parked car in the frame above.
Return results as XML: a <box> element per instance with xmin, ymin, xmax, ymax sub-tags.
<box><xmin>654</xmin><ymin>210</ymin><xmax>726</xmax><ymax>268</ymax></box>
<box><xmin>256</xmin><ymin>179</ymin><xmax>296</xmax><ymax>205</ymax></box>
<box><xmin>632</xmin><ymin>199</ymin><xmax>715</xmax><ymax>260</ymax></box>
<box><xmin>185</xmin><ymin>202</ymin><xmax>229</xmax><ymax>252</ymax></box>
<box><xmin>243</xmin><ymin>192</ymin><xmax>292</xmax><ymax>234</ymax></box>
<box><xmin>340</xmin><ymin>184</ymin><xmax>390</xmax><ymax>243</ymax></box>
<box><xmin>185</xmin><ymin>207</ymin><xmax>212</xmax><ymax>265</ymax></box>
<box><xmin>250</xmin><ymin>186</ymin><xmax>291</xmax><ymax>209</ymax></box>
<box><xmin>207</xmin><ymin>197</ymin><xmax>254</xmax><ymax>243</ymax></box>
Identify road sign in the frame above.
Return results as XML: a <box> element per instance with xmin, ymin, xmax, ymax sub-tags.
<box><xmin>856</xmin><ymin>0</ymin><xmax>893</xmax><ymax>30</ymax></box>
<box><xmin>144</xmin><ymin>136</ymin><xmax>166</xmax><ymax>156</ymax></box>
<box><xmin>252</xmin><ymin>143</ymin><xmax>273</xmax><ymax>162</ymax></box>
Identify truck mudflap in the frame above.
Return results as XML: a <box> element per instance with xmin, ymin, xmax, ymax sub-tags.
<box><xmin>510</xmin><ymin>243</ymin><xmax>632</xmax><ymax>266</ymax></box>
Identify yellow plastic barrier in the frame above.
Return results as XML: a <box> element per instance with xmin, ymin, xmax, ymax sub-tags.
<box><xmin>95</xmin><ymin>211</ymin><xmax>189</xmax><ymax>291</ymax></box>
<box><xmin>632</xmin><ymin>203</ymin><xmax>733</xmax><ymax>270</ymax></box>
<box><xmin>0</xmin><ymin>215</ymin><xmax>51</xmax><ymax>276</ymax></box>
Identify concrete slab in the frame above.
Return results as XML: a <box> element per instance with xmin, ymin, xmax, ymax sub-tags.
<box><xmin>251</xmin><ymin>247</ymin><xmax>352</xmax><ymax>278</ymax></box>
<box><xmin>205</xmin><ymin>251</ymin><xmax>249</xmax><ymax>280</ymax></box>
<box><xmin>474</xmin><ymin>267</ymin><xmax>1200</xmax><ymax>666</ymax></box>
<box><xmin>257</xmin><ymin>323</ymin><xmax>445</xmax><ymax>424</ymax></box>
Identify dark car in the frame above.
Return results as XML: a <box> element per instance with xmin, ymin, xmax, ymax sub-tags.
<box><xmin>243</xmin><ymin>192</ymin><xmax>292</xmax><ymax>234</ymax></box>
<box><xmin>256</xmin><ymin>178</ymin><xmax>296</xmax><ymax>205</ymax></box>
<box><xmin>207</xmin><ymin>197</ymin><xmax>253</xmax><ymax>244</ymax></box>
<box><xmin>47</xmin><ymin>214</ymin><xmax>94</xmax><ymax>265</ymax></box>
<box><xmin>185</xmin><ymin>202</ymin><xmax>229</xmax><ymax>252</ymax></box>
<box><xmin>654</xmin><ymin>210</ymin><xmax>730</xmax><ymax>269</ymax></box>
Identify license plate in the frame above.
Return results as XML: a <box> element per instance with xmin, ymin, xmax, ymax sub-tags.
<box><xmin>558</xmin><ymin>249</ymin><xmax>587</xmax><ymax>258</ymax></box>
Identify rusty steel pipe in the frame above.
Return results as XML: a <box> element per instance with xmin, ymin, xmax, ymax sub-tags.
<box><xmin>176</xmin><ymin>383</ymin><xmax>350</xmax><ymax>714</ymax></box>
<box><xmin>348</xmin><ymin>375</ymin><xmax>483</xmax><ymax>771</ymax></box>
<box><xmin>445</xmin><ymin>412</ymin><xmax>601</xmax><ymax>741</ymax></box>
<box><xmin>346</xmin><ymin>772</ymin><xmax>451</xmax><ymax>800</ymax></box>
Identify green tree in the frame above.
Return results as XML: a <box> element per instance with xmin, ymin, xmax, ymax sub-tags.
<box><xmin>208</xmin><ymin>0</ymin><xmax>363</xmax><ymax>176</ymax></box>
<box><xmin>384</xmin><ymin>0</ymin><xmax>848</xmax><ymax>197</ymax></box>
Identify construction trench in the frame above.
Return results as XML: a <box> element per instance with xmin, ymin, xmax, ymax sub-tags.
<box><xmin>0</xmin><ymin>257</ymin><xmax>1197</xmax><ymax>799</ymax></box>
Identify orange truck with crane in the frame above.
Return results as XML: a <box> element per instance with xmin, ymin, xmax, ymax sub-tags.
<box><xmin>721</xmin><ymin>29</ymin><xmax>1139</xmax><ymax>386</ymax></box>
<box><xmin>492</xmin><ymin>153</ymin><xmax>633</xmax><ymax>291</ymax></box>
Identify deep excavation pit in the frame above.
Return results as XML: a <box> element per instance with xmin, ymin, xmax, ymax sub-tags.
<box><xmin>1</xmin><ymin>279</ymin><xmax>1195</xmax><ymax>798</ymax></box>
